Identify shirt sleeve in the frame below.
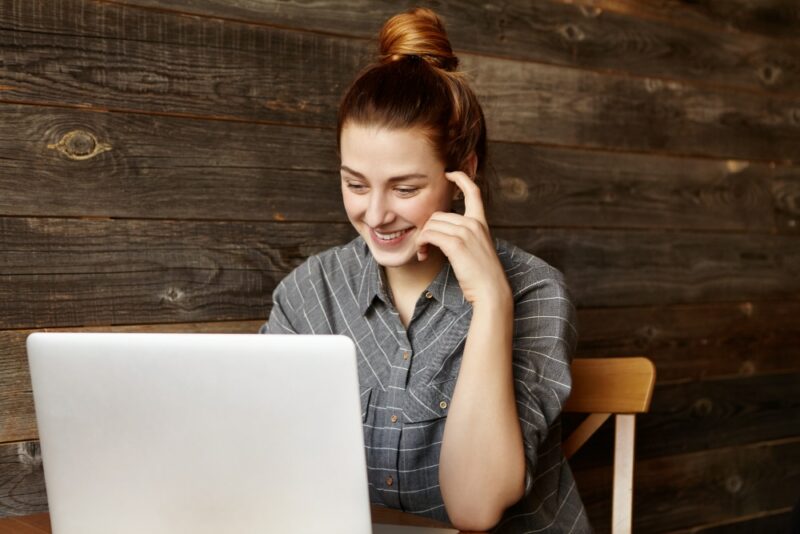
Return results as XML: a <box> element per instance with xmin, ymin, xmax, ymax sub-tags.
<box><xmin>259</xmin><ymin>279</ymin><xmax>299</xmax><ymax>335</ymax></box>
<box><xmin>511</xmin><ymin>273</ymin><xmax>578</xmax><ymax>498</ymax></box>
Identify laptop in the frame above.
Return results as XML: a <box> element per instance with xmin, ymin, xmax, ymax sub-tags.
<box><xmin>27</xmin><ymin>333</ymin><xmax>458</xmax><ymax>534</ymax></box>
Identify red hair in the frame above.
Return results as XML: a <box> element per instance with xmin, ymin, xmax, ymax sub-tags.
<box><xmin>336</xmin><ymin>7</ymin><xmax>491</xmax><ymax>207</ymax></box>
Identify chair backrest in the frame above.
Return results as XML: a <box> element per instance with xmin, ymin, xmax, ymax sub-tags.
<box><xmin>563</xmin><ymin>357</ymin><xmax>656</xmax><ymax>534</ymax></box>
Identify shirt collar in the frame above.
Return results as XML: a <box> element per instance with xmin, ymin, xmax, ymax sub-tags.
<box><xmin>356</xmin><ymin>247</ymin><xmax>469</xmax><ymax>316</ymax></box>
<box><xmin>426</xmin><ymin>261</ymin><xmax>470</xmax><ymax>311</ymax></box>
<box><xmin>357</xmin><ymin>251</ymin><xmax>390</xmax><ymax>315</ymax></box>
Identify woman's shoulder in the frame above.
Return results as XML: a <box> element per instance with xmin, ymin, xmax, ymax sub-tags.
<box><xmin>275</xmin><ymin>235</ymin><xmax>368</xmax><ymax>293</ymax></box>
<box><xmin>494</xmin><ymin>238</ymin><xmax>573</xmax><ymax>302</ymax></box>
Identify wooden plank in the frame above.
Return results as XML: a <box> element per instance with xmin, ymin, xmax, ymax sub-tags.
<box><xmin>0</xmin><ymin>321</ymin><xmax>262</xmax><ymax>443</ymax></box>
<box><xmin>574</xmin><ymin>437</ymin><xmax>800</xmax><ymax>533</ymax></box>
<box><xmin>591</xmin><ymin>0</ymin><xmax>800</xmax><ymax>41</ymax></box>
<box><xmin>0</xmin><ymin>217</ymin><xmax>355</xmax><ymax>328</ymax></box>
<box><xmin>3</xmin><ymin>3</ymin><xmax>800</xmax><ymax>160</ymax></box>
<box><xmin>497</xmin><ymin>227</ymin><xmax>800</xmax><ymax>308</ymax></box>
<box><xmin>2</xmin><ymin>218</ymin><xmax>800</xmax><ymax>327</ymax></box>
<box><xmin>76</xmin><ymin>0</ymin><xmax>800</xmax><ymax>95</ymax></box>
<box><xmin>0</xmin><ymin>105</ymin><xmax>343</xmax><ymax>224</ymax></box>
<box><xmin>665</xmin><ymin>507</ymin><xmax>794</xmax><ymax>533</ymax></box>
<box><xmin>576</xmin><ymin>300</ymin><xmax>800</xmax><ymax>382</ymax></box>
<box><xmin>565</xmin><ymin>358</ymin><xmax>655</xmax><ymax>413</ymax></box>
<box><xmin>0</xmin><ymin>442</ymin><xmax>46</xmax><ymax>518</ymax></box>
<box><xmin>568</xmin><ymin>371</ymin><xmax>800</xmax><ymax>470</ymax></box>
<box><xmin>0</xmin><ymin>104</ymin><xmax>784</xmax><ymax>231</ymax></box>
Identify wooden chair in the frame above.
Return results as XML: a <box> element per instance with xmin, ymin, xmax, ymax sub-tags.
<box><xmin>563</xmin><ymin>357</ymin><xmax>656</xmax><ymax>534</ymax></box>
<box><xmin>375</xmin><ymin>356</ymin><xmax>656</xmax><ymax>533</ymax></box>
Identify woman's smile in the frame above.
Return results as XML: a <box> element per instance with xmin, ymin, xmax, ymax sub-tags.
<box><xmin>371</xmin><ymin>226</ymin><xmax>414</xmax><ymax>246</ymax></box>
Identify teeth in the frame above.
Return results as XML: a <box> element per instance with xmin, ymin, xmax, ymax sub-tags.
<box><xmin>375</xmin><ymin>228</ymin><xmax>409</xmax><ymax>240</ymax></box>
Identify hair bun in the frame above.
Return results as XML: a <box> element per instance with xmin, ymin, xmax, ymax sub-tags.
<box><xmin>378</xmin><ymin>7</ymin><xmax>459</xmax><ymax>71</ymax></box>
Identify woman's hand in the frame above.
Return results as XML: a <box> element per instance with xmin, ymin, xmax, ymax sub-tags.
<box><xmin>416</xmin><ymin>171</ymin><xmax>512</xmax><ymax>307</ymax></box>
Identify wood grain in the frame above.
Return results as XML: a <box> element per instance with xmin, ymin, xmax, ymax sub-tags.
<box><xmin>1</xmin><ymin>218</ymin><xmax>800</xmax><ymax>327</ymax></box>
<box><xmin>568</xmin><ymin>371</ymin><xmax>800</xmax><ymax>470</ymax></box>
<box><xmin>499</xmin><ymin>227</ymin><xmax>800</xmax><ymax>308</ymax></box>
<box><xmin>68</xmin><ymin>0</ymin><xmax>800</xmax><ymax>95</ymax></box>
<box><xmin>576</xmin><ymin>300</ymin><xmax>800</xmax><ymax>382</ymax></box>
<box><xmin>575</xmin><ymin>437</ymin><xmax>800</xmax><ymax>533</ymax></box>
<box><xmin>591</xmin><ymin>0</ymin><xmax>800</xmax><ymax>41</ymax></box>
<box><xmin>0</xmin><ymin>103</ymin><xmax>787</xmax><ymax>231</ymax></box>
<box><xmin>665</xmin><ymin>506</ymin><xmax>794</xmax><ymax>533</ymax></box>
<box><xmin>0</xmin><ymin>442</ymin><xmax>46</xmax><ymax>518</ymax></box>
<box><xmin>3</xmin><ymin>2</ymin><xmax>800</xmax><ymax>160</ymax></box>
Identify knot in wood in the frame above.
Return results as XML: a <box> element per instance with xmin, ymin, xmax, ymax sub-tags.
<box><xmin>499</xmin><ymin>177</ymin><xmax>529</xmax><ymax>202</ymax></box>
<box><xmin>738</xmin><ymin>360</ymin><xmax>756</xmax><ymax>376</ymax></box>
<box><xmin>578</xmin><ymin>5</ymin><xmax>602</xmax><ymax>18</ymax></box>
<box><xmin>48</xmin><ymin>130</ymin><xmax>112</xmax><ymax>161</ymax></box>
<box><xmin>163</xmin><ymin>287</ymin><xmax>184</xmax><ymax>303</ymax></box>
<box><xmin>725</xmin><ymin>160</ymin><xmax>749</xmax><ymax>174</ymax></box>
<box><xmin>757</xmin><ymin>65</ymin><xmax>781</xmax><ymax>85</ymax></box>
<box><xmin>692</xmin><ymin>397</ymin><xmax>713</xmax><ymax>417</ymax></box>
<box><xmin>725</xmin><ymin>474</ymin><xmax>743</xmax><ymax>494</ymax></box>
<box><xmin>17</xmin><ymin>441</ymin><xmax>42</xmax><ymax>467</ymax></box>
<box><xmin>559</xmin><ymin>24</ymin><xmax>585</xmax><ymax>42</ymax></box>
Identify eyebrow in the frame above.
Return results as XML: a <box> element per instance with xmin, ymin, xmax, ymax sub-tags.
<box><xmin>340</xmin><ymin>166</ymin><xmax>428</xmax><ymax>182</ymax></box>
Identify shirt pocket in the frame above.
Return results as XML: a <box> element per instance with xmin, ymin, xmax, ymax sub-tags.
<box><xmin>402</xmin><ymin>377</ymin><xmax>458</xmax><ymax>424</ymax></box>
<box><xmin>360</xmin><ymin>386</ymin><xmax>372</xmax><ymax>423</ymax></box>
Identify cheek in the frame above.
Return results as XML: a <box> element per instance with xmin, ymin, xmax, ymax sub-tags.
<box><xmin>342</xmin><ymin>192</ymin><xmax>366</xmax><ymax>220</ymax></box>
<box><xmin>406</xmin><ymin>193</ymin><xmax>450</xmax><ymax>224</ymax></box>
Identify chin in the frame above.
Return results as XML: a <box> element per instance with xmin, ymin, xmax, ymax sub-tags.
<box><xmin>367</xmin><ymin>247</ymin><xmax>417</xmax><ymax>268</ymax></box>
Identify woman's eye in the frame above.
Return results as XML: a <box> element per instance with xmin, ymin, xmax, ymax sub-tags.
<box><xmin>395</xmin><ymin>187</ymin><xmax>418</xmax><ymax>196</ymax></box>
<box><xmin>346</xmin><ymin>183</ymin><xmax>367</xmax><ymax>192</ymax></box>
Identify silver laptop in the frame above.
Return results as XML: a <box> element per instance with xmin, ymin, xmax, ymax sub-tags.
<box><xmin>28</xmin><ymin>333</ymin><xmax>456</xmax><ymax>534</ymax></box>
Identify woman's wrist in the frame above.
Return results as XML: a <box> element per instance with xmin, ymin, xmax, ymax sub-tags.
<box><xmin>471</xmin><ymin>281</ymin><xmax>513</xmax><ymax>316</ymax></box>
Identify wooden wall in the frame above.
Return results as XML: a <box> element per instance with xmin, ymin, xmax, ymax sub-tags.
<box><xmin>1</xmin><ymin>0</ymin><xmax>799</xmax><ymax>531</ymax></box>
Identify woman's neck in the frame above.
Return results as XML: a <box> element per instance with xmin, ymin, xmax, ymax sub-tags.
<box><xmin>383</xmin><ymin>247</ymin><xmax>446</xmax><ymax>302</ymax></box>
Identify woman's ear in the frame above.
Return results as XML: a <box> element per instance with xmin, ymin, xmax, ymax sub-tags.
<box><xmin>465</xmin><ymin>152</ymin><xmax>478</xmax><ymax>179</ymax></box>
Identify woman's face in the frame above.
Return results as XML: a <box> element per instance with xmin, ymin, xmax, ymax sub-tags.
<box><xmin>340</xmin><ymin>124</ymin><xmax>455</xmax><ymax>268</ymax></box>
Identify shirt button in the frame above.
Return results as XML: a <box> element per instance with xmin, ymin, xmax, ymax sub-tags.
<box><xmin>386</xmin><ymin>476</ymin><xmax>394</xmax><ymax>487</ymax></box>
<box><xmin>439</xmin><ymin>400</ymin><xmax>448</xmax><ymax>410</ymax></box>
<box><xmin>425</xmin><ymin>291</ymin><xmax>433</xmax><ymax>299</ymax></box>
<box><xmin>402</xmin><ymin>351</ymin><xmax>410</xmax><ymax>360</ymax></box>
<box><xmin>391</xmin><ymin>415</ymin><xmax>398</xmax><ymax>423</ymax></box>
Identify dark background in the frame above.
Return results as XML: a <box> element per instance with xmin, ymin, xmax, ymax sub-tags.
<box><xmin>1</xmin><ymin>1</ymin><xmax>799</xmax><ymax>531</ymax></box>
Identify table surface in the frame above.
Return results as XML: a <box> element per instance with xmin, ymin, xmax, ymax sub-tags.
<box><xmin>0</xmin><ymin>508</ymin><xmax>479</xmax><ymax>533</ymax></box>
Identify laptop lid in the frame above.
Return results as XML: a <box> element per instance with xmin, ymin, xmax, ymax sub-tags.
<box><xmin>27</xmin><ymin>333</ymin><xmax>372</xmax><ymax>534</ymax></box>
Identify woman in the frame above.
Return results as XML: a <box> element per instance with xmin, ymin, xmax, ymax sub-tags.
<box><xmin>260</xmin><ymin>7</ymin><xmax>590</xmax><ymax>533</ymax></box>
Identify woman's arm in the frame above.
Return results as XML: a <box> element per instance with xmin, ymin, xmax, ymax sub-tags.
<box><xmin>439</xmin><ymin>290</ymin><xmax>527</xmax><ymax>531</ymax></box>
<box><xmin>414</xmin><ymin>171</ymin><xmax>526</xmax><ymax>531</ymax></box>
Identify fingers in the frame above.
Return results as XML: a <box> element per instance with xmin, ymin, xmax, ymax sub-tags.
<box><xmin>445</xmin><ymin>171</ymin><xmax>486</xmax><ymax>225</ymax></box>
<box><xmin>416</xmin><ymin>217</ymin><xmax>481</xmax><ymax>262</ymax></box>
<box><xmin>427</xmin><ymin>211</ymin><xmax>486</xmax><ymax>235</ymax></box>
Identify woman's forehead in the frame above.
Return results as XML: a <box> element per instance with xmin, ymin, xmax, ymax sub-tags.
<box><xmin>340</xmin><ymin>124</ymin><xmax>443</xmax><ymax>171</ymax></box>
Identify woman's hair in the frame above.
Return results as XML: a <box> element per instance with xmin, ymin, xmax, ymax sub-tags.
<box><xmin>336</xmin><ymin>7</ymin><xmax>492</xmax><ymax>208</ymax></box>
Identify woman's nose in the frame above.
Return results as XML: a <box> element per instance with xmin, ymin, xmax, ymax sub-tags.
<box><xmin>364</xmin><ymin>194</ymin><xmax>394</xmax><ymax>228</ymax></box>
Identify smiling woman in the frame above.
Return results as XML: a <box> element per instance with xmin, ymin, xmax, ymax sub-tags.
<box><xmin>260</xmin><ymin>7</ymin><xmax>591</xmax><ymax>533</ymax></box>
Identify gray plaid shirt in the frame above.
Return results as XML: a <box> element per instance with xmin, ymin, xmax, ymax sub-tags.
<box><xmin>260</xmin><ymin>236</ymin><xmax>591</xmax><ymax>533</ymax></box>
